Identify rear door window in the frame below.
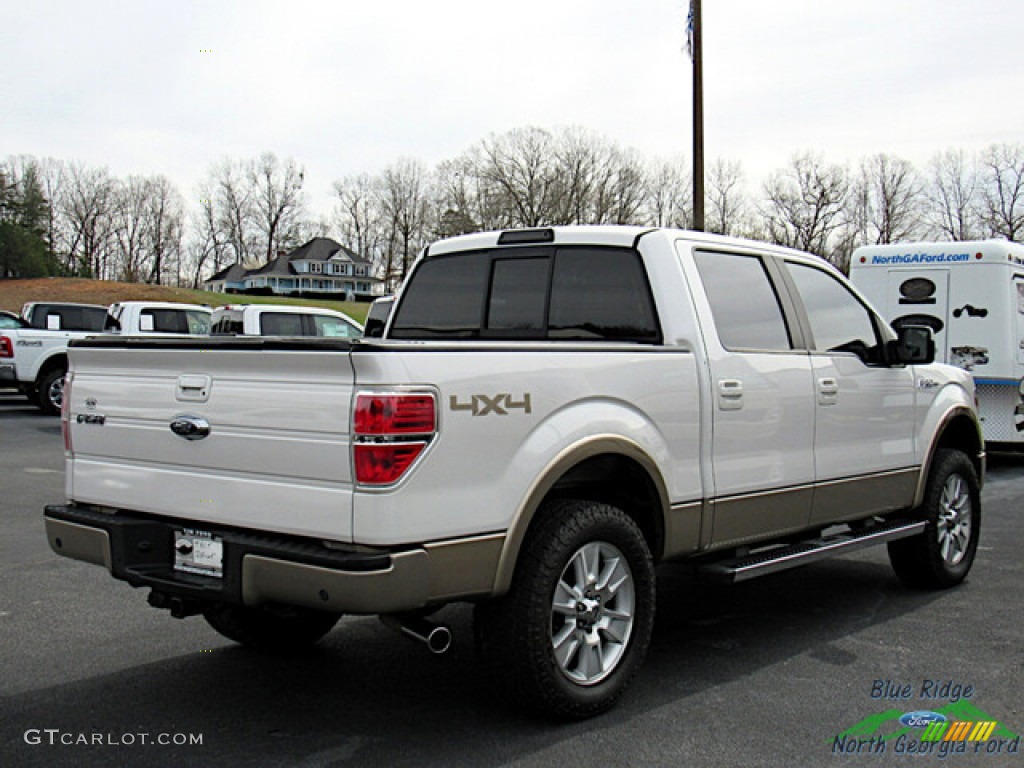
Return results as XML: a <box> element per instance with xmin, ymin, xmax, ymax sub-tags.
<box><xmin>694</xmin><ymin>250</ymin><xmax>793</xmax><ymax>351</ymax></box>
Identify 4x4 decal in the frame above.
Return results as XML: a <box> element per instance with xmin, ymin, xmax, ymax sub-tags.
<box><xmin>449</xmin><ymin>393</ymin><xmax>532</xmax><ymax>416</ymax></box>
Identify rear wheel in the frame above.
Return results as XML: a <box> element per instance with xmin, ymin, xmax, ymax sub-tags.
<box><xmin>36</xmin><ymin>367</ymin><xmax>66</xmax><ymax>416</ymax></box>
<box><xmin>475</xmin><ymin>499</ymin><xmax>656</xmax><ymax>719</ymax></box>
<box><xmin>888</xmin><ymin>449</ymin><xmax>980</xmax><ymax>589</ymax></box>
<box><xmin>203</xmin><ymin>604</ymin><xmax>341</xmax><ymax>652</ymax></box>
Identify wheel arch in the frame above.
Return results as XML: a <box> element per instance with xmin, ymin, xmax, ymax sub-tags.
<box><xmin>491</xmin><ymin>436</ymin><xmax>669</xmax><ymax>596</ymax></box>
<box><xmin>35</xmin><ymin>351</ymin><xmax>68</xmax><ymax>384</ymax></box>
<box><xmin>914</xmin><ymin>406</ymin><xmax>985</xmax><ymax>507</ymax></box>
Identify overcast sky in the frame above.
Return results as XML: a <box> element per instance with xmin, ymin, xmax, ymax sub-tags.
<box><xmin>3</xmin><ymin>0</ymin><xmax>1023</xmax><ymax>218</ymax></box>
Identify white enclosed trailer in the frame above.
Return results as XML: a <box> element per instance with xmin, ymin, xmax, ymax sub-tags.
<box><xmin>850</xmin><ymin>240</ymin><xmax>1024</xmax><ymax>444</ymax></box>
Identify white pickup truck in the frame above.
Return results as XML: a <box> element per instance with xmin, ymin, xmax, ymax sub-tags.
<box><xmin>1</xmin><ymin>301</ymin><xmax>211</xmax><ymax>415</ymax></box>
<box><xmin>44</xmin><ymin>227</ymin><xmax>984</xmax><ymax>718</ymax></box>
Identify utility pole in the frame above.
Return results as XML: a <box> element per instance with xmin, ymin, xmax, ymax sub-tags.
<box><xmin>691</xmin><ymin>0</ymin><xmax>705</xmax><ymax>231</ymax></box>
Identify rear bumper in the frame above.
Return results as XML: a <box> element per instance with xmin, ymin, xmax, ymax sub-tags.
<box><xmin>44</xmin><ymin>505</ymin><xmax>503</xmax><ymax>614</ymax></box>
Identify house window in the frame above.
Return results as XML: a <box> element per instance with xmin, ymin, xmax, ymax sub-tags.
<box><xmin>310</xmin><ymin>263</ymin><xmax>323</xmax><ymax>274</ymax></box>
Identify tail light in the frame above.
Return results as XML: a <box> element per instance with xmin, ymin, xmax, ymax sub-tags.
<box><xmin>61</xmin><ymin>370</ymin><xmax>74</xmax><ymax>453</ymax></box>
<box><xmin>353</xmin><ymin>392</ymin><xmax>436</xmax><ymax>486</ymax></box>
<box><xmin>0</xmin><ymin>336</ymin><xmax>12</xmax><ymax>358</ymax></box>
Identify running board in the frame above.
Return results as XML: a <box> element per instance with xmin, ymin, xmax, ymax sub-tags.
<box><xmin>697</xmin><ymin>519</ymin><xmax>927</xmax><ymax>584</ymax></box>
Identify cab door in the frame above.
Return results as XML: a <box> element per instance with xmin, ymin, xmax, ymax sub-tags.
<box><xmin>691</xmin><ymin>249</ymin><xmax>816</xmax><ymax>547</ymax></box>
<box><xmin>785</xmin><ymin>261</ymin><xmax>918</xmax><ymax>525</ymax></box>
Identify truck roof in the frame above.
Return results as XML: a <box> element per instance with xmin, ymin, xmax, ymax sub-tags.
<box><xmin>426</xmin><ymin>225</ymin><xmax>832</xmax><ymax>270</ymax></box>
<box><xmin>109</xmin><ymin>301</ymin><xmax>212</xmax><ymax>312</ymax></box>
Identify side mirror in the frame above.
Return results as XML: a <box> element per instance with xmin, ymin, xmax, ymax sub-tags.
<box><xmin>889</xmin><ymin>325</ymin><xmax>935</xmax><ymax>365</ymax></box>
<box><xmin>364</xmin><ymin>318</ymin><xmax>386</xmax><ymax>338</ymax></box>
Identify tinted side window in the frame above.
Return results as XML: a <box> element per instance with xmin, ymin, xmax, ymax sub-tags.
<box><xmin>141</xmin><ymin>309</ymin><xmax>191</xmax><ymax>333</ymax></box>
<box><xmin>694</xmin><ymin>251</ymin><xmax>792</xmax><ymax>351</ymax></box>
<box><xmin>81</xmin><ymin>307</ymin><xmax>109</xmax><ymax>331</ymax></box>
<box><xmin>32</xmin><ymin>306</ymin><xmax>104</xmax><ymax>331</ymax></box>
<box><xmin>787</xmin><ymin>262</ymin><xmax>880</xmax><ymax>357</ymax></box>
<box><xmin>260</xmin><ymin>312</ymin><xmax>305</xmax><ymax>336</ymax></box>
<box><xmin>313</xmin><ymin>315</ymin><xmax>360</xmax><ymax>338</ymax></box>
<box><xmin>391</xmin><ymin>254</ymin><xmax>490</xmax><ymax>338</ymax></box>
<box><xmin>548</xmin><ymin>249</ymin><xmax>659</xmax><ymax>342</ymax></box>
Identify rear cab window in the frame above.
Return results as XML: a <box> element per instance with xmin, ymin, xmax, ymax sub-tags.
<box><xmin>390</xmin><ymin>246</ymin><xmax>661</xmax><ymax>343</ymax></box>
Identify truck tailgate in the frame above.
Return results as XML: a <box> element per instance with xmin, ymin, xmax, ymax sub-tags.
<box><xmin>65</xmin><ymin>338</ymin><xmax>356</xmax><ymax>542</ymax></box>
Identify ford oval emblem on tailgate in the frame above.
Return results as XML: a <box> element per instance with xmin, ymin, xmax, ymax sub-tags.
<box><xmin>170</xmin><ymin>415</ymin><xmax>211</xmax><ymax>441</ymax></box>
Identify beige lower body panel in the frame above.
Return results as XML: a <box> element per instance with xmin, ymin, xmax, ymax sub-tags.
<box><xmin>46</xmin><ymin>511</ymin><xmax>505</xmax><ymax>616</ymax></box>
<box><xmin>811</xmin><ymin>468</ymin><xmax>919</xmax><ymax>526</ymax></box>
<box><xmin>46</xmin><ymin>518</ymin><xmax>113</xmax><ymax>571</ymax></box>
<box><xmin>242</xmin><ymin>534</ymin><xmax>505</xmax><ymax>614</ymax></box>
<box><xmin>704</xmin><ymin>468</ymin><xmax>920</xmax><ymax>552</ymax></box>
<box><xmin>710</xmin><ymin>486</ymin><xmax>815</xmax><ymax>550</ymax></box>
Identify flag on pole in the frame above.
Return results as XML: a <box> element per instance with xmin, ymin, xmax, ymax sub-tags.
<box><xmin>685</xmin><ymin>0</ymin><xmax>695</xmax><ymax>61</ymax></box>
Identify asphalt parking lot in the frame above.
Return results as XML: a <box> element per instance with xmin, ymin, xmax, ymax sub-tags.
<box><xmin>1</xmin><ymin>389</ymin><xmax>1021</xmax><ymax>767</ymax></box>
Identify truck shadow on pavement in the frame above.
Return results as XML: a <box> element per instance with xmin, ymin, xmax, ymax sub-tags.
<box><xmin>3</xmin><ymin>557</ymin><xmax>951</xmax><ymax>768</ymax></box>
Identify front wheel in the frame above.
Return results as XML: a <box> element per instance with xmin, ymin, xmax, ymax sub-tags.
<box><xmin>888</xmin><ymin>449</ymin><xmax>981</xmax><ymax>589</ymax></box>
<box><xmin>203</xmin><ymin>604</ymin><xmax>341</xmax><ymax>652</ymax></box>
<box><xmin>475</xmin><ymin>499</ymin><xmax>656</xmax><ymax>719</ymax></box>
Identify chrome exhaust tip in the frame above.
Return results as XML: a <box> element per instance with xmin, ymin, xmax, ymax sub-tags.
<box><xmin>380</xmin><ymin>614</ymin><xmax>452</xmax><ymax>654</ymax></box>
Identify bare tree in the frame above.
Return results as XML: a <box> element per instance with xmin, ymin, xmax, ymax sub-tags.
<box><xmin>378</xmin><ymin>158</ymin><xmax>433</xmax><ymax>284</ymax></box>
<box><xmin>146</xmin><ymin>175</ymin><xmax>185</xmax><ymax>285</ymax></box>
<box><xmin>333</xmin><ymin>172</ymin><xmax>388</xmax><ymax>277</ymax></box>
<box><xmin>433</xmin><ymin>158</ymin><xmax>482</xmax><ymax>238</ymax></box>
<box><xmin>188</xmin><ymin>184</ymin><xmax>228</xmax><ymax>286</ymax></box>
<box><xmin>858</xmin><ymin>154</ymin><xmax>922</xmax><ymax>244</ymax></box>
<box><xmin>643</xmin><ymin>158</ymin><xmax>691</xmax><ymax>228</ymax></box>
<box><xmin>111</xmin><ymin>176</ymin><xmax>152</xmax><ymax>282</ymax></box>
<box><xmin>108</xmin><ymin>175</ymin><xmax>186</xmax><ymax>284</ymax></box>
<box><xmin>61</xmin><ymin>162</ymin><xmax>116</xmax><ymax>278</ymax></box>
<box><xmin>249</xmin><ymin>152</ymin><xmax>307</xmax><ymax>263</ymax></box>
<box><xmin>476</xmin><ymin>127</ymin><xmax>561</xmax><ymax>228</ymax></box>
<box><xmin>590</xmin><ymin>146</ymin><xmax>648</xmax><ymax>225</ymax></box>
<box><xmin>978</xmin><ymin>142</ymin><xmax>1024</xmax><ymax>242</ymax></box>
<box><xmin>761</xmin><ymin>152</ymin><xmax>849</xmax><ymax>265</ymax></box>
<box><xmin>923</xmin><ymin>149</ymin><xmax>979</xmax><ymax>241</ymax></box>
<box><xmin>36</xmin><ymin>157</ymin><xmax>66</xmax><ymax>271</ymax></box>
<box><xmin>706</xmin><ymin>158</ymin><xmax>749</xmax><ymax>236</ymax></box>
<box><xmin>208</xmin><ymin>158</ymin><xmax>257</xmax><ymax>267</ymax></box>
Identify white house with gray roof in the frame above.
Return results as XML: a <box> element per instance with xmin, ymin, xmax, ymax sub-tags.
<box><xmin>203</xmin><ymin>238</ymin><xmax>383</xmax><ymax>299</ymax></box>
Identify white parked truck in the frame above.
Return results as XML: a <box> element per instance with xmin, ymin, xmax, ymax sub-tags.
<box><xmin>45</xmin><ymin>227</ymin><xmax>984</xmax><ymax>718</ymax></box>
<box><xmin>1</xmin><ymin>301</ymin><xmax>211</xmax><ymax>415</ymax></box>
<box><xmin>850</xmin><ymin>240</ymin><xmax>1024</xmax><ymax>444</ymax></box>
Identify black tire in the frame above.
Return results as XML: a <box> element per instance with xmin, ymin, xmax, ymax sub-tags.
<box><xmin>888</xmin><ymin>448</ymin><xmax>980</xmax><ymax>589</ymax></box>
<box><xmin>475</xmin><ymin>499</ymin><xmax>656</xmax><ymax>719</ymax></box>
<box><xmin>203</xmin><ymin>603</ymin><xmax>341</xmax><ymax>652</ymax></box>
<box><xmin>36</xmin><ymin>367</ymin><xmax>66</xmax><ymax>416</ymax></box>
